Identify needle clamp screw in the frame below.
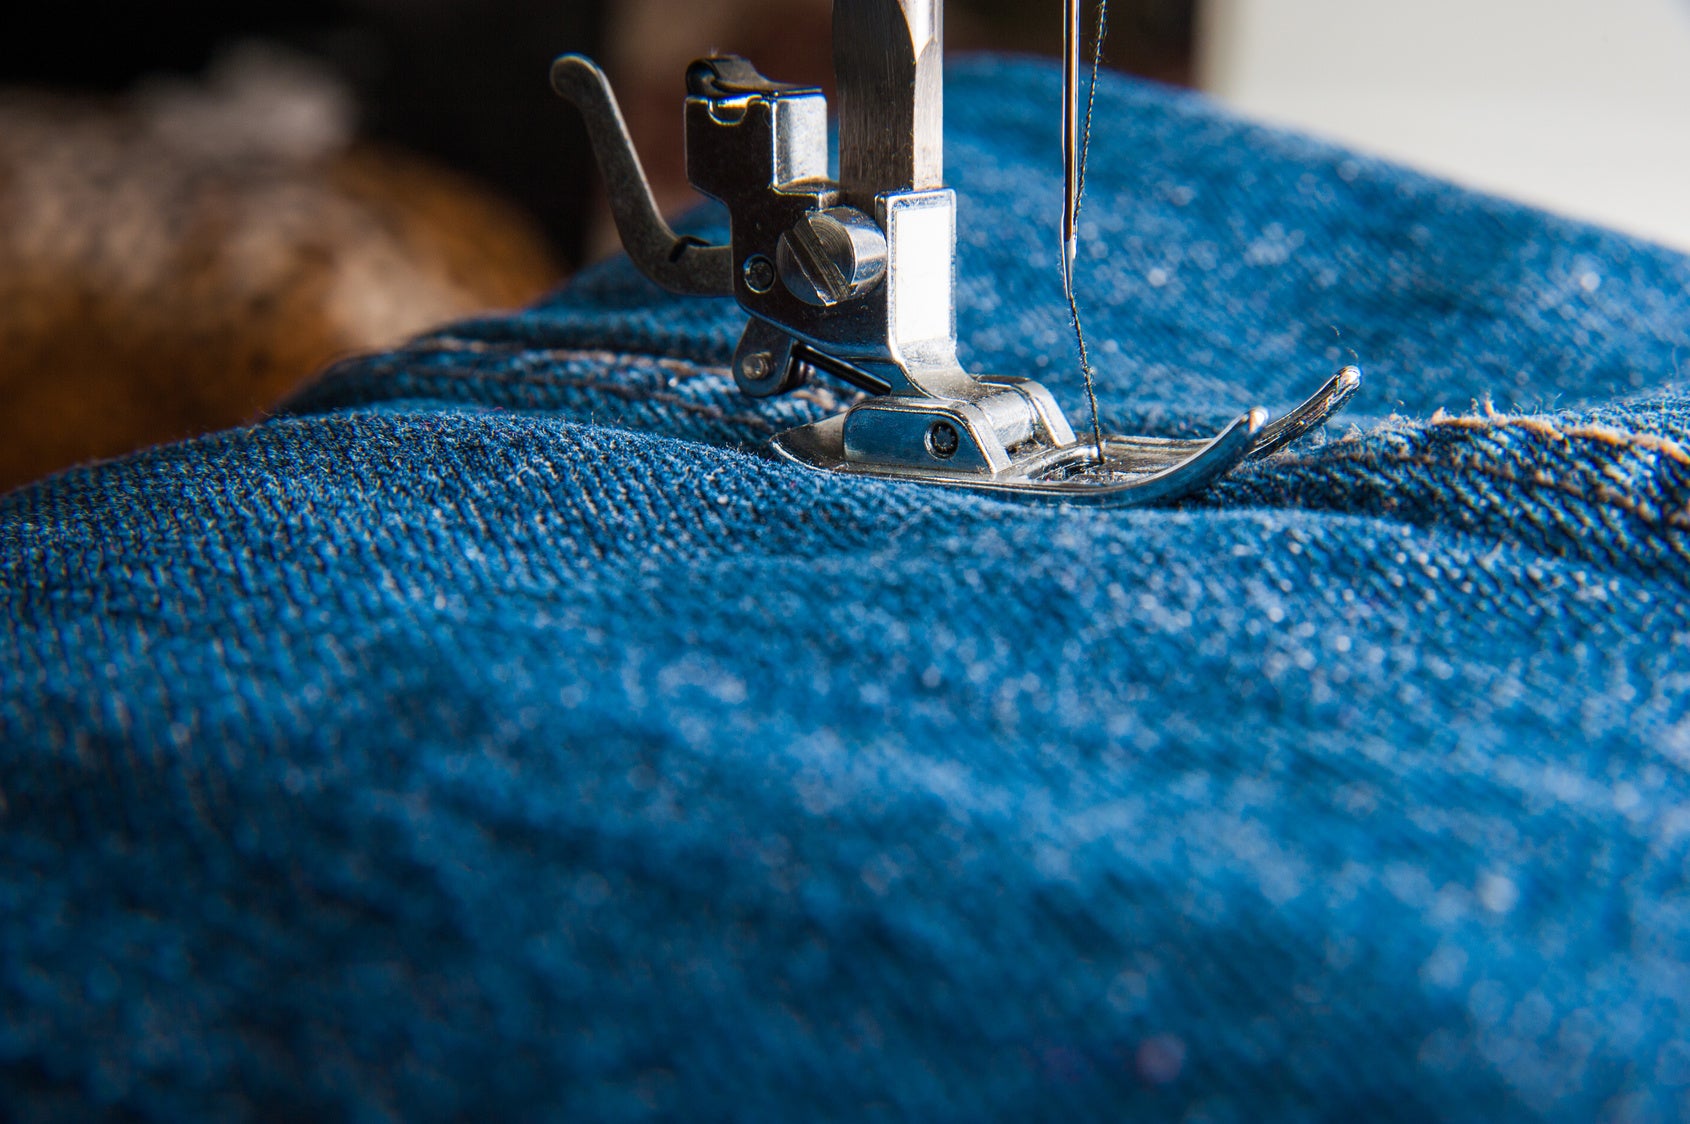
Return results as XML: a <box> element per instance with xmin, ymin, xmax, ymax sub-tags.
<box><xmin>776</xmin><ymin>207</ymin><xmax>889</xmax><ymax>308</ymax></box>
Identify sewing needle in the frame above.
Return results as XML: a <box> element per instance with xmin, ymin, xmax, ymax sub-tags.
<box><xmin>1062</xmin><ymin>0</ymin><xmax>1082</xmax><ymax>299</ymax></box>
<box><xmin>1063</xmin><ymin>0</ymin><xmax>1108</xmax><ymax>466</ymax></box>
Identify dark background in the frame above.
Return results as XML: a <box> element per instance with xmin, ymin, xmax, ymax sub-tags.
<box><xmin>1</xmin><ymin>1</ymin><xmax>609</xmax><ymax>262</ymax></box>
<box><xmin>0</xmin><ymin>0</ymin><xmax>1192</xmax><ymax>267</ymax></box>
<box><xmin>0</xmin><ymin>0</ymin><xmax>1195</xmax><ymax>490</ymax></box>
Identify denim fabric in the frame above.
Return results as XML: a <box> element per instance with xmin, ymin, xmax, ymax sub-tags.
<box><xmin>4</xmin><ymin>57</ymin><xmax>1690</xmax><ymax>1122</ymax></box>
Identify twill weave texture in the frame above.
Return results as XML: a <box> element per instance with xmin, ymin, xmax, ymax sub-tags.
<box><xmin>4</xmin><ymin>58</ymin><xmax>1690</xmax><ymax>1122</ymax></box>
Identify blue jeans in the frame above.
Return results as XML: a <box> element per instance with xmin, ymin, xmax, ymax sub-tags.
<box><xmin>4</xmin><ymin>57</ymin><xmax>1689</xmax><ymax>1122</ymax></box>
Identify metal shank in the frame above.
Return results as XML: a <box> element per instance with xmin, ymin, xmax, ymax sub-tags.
<box><xmin>834</xmin><ymin>0</ymin><xmax>945</xmax><ymax>211</ymax></box>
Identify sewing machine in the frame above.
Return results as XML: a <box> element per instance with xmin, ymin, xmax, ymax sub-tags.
<box><xmin>551</xmin><ymin>0</ymin><xmax>1358</xmax><ymax>505</ymax></box>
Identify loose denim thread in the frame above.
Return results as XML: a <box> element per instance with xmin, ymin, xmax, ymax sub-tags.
<box><xmin>1227</xmin><ymin>406</ymin><xmax>1690</xmax><ymax>582</ymax></box>
<box><xmin>1430</xmin><ymin>401</ymin><xmax>1690</xmax><ymax>468</ymax></box>
<box><xmin>1313</xmin><ymin>446</ymin><xmax>1690</xmax><ymax>536</ymax></box>
<box><xmin>1311</xmin><ymin>404</ymin><xmax>1690</xmax><ymax>536</ymax></box>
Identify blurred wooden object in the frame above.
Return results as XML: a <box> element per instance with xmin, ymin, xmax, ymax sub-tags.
<box><xmin>0</xmin><ymin>48</ymin><xmax>563</xmax><ymax>492</ymax></box>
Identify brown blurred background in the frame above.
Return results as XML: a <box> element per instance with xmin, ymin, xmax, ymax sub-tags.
<box><xmin>0</xmin><ymin>0</ymin><xmax>1194</xmax><ymax>492</ymax></box>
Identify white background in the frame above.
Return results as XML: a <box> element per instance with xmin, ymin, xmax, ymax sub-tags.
<box><xmin>1199</xmin><ymin>0</ymin><xmax>1690</xmax><ymax>251</ymax></box>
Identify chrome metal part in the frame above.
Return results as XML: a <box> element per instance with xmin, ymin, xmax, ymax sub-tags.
<box><xmin>1243</xmin><ymin>365</ymin><xmax>1361</xmax><ymax>460</ymax></box>
<box><xmin>550</xmin><ymin>0</ymin><xmax>1360</xmax><ymax>508</ymax></box>
<box><xmin>776</xmin><ymin>208</ymin><xmax>889</xmax><ymax>308</ymax></box>
<box><xmin>549</xmin><ymin>56</ymin><xmax>733</xmax><ymax>297</ymax></box>
<box><xmin>834</xmin><ymin>0</ymin><xmax>944</xmax><ymax>211</ymax></box>
<box><xmin>733</xmin><ymin>318</ymin><xmax>805</xmax><ymax>398</ymax></box>
<box><xmin>772</xmin><ymin>408</ymin><xmax>1269</xmax><ymax>507</ymax></box>
<box><xmin>1062</xmin><ymin>0</ymin><xmax>1083</xmax><ymax>299</ymax></box>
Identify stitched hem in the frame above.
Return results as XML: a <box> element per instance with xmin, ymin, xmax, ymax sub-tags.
<box><xmin>295</xmin><ymin>339</ymin><xmax>861</xmax><ymax>432</ymax></box>
<box><xmin>1428</xmin><ymin>399</ymin><xmax>1690</xmax><ymax>467</ymax></box>
<box><xmin>1276</xmin><ymin>445</ymin><xmax>1690</xmax><ymax>537</ymax></box>
<box><xmin>305</xmin><ymin>341</ymin><xmax>1690</xmax><ymax>553</ymax></box>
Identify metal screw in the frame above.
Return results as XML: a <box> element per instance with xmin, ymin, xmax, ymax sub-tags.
<box><xmin>740</xmin><ymin>352</ymin><xmax>773</xmax><ymax>382</ymax></box>
<box><xmin>742</xmin><ymin>255</ymin><xmax>776</xmax><ymax>294</ymax></box>
<box><xmin>776</xmin><ymin>208</ymin><xmax>889</xmax><ymax>308</ymax></box>
<box><xmin>926</xmin><ymin>421</ymin><xmax>960</xmax><ymax>460</ymax></box>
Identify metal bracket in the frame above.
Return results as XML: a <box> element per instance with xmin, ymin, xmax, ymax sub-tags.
<box><xmin>551</xmin><ymin>0</ymin><xmax>1359</xmax><ymax>506</ymax></box>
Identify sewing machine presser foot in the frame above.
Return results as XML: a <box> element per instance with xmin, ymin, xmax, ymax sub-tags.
<box><xmin>552</xmin><ymin>0</ymin><xmax>1359</xmax><ymax>508</ymax></box>
<box><xmin>768</xmin><ymin>364</ymin><xmax>1359</xmax><ymax>506</ymax></box>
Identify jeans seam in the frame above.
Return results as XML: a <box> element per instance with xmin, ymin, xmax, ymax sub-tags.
<box><xmin>382</xmin><ymin>340</ymin><xmax>860</xmax><ymax>419</ymax></box>
<box><xmin>330</xmin><ymin>343</ymin><xmax>1690</xmax><ymax>540</ymax></box>
<box><xmin>422</xmin><ymin>339</ymin><xmax>715</xmax><ymax>384</ymax></box>
<box><xmin>315</xmin><ymin>348</ymin><xmax>779</xmax><ymax>434</ymax></box>
<box><xmin>414</xmin><ymin>341</ymin><xmax>858</xmax><ymax>415</ymax></box>
<box><xmin>1274</xmin><ymin>446</ymin><xmax>1690</xmax><ymax>535</ymax></box>
<box><xmin>1425</xmin><ymin>402</ymin><xmax>1690</xmax><ymax>467</ymax></box>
